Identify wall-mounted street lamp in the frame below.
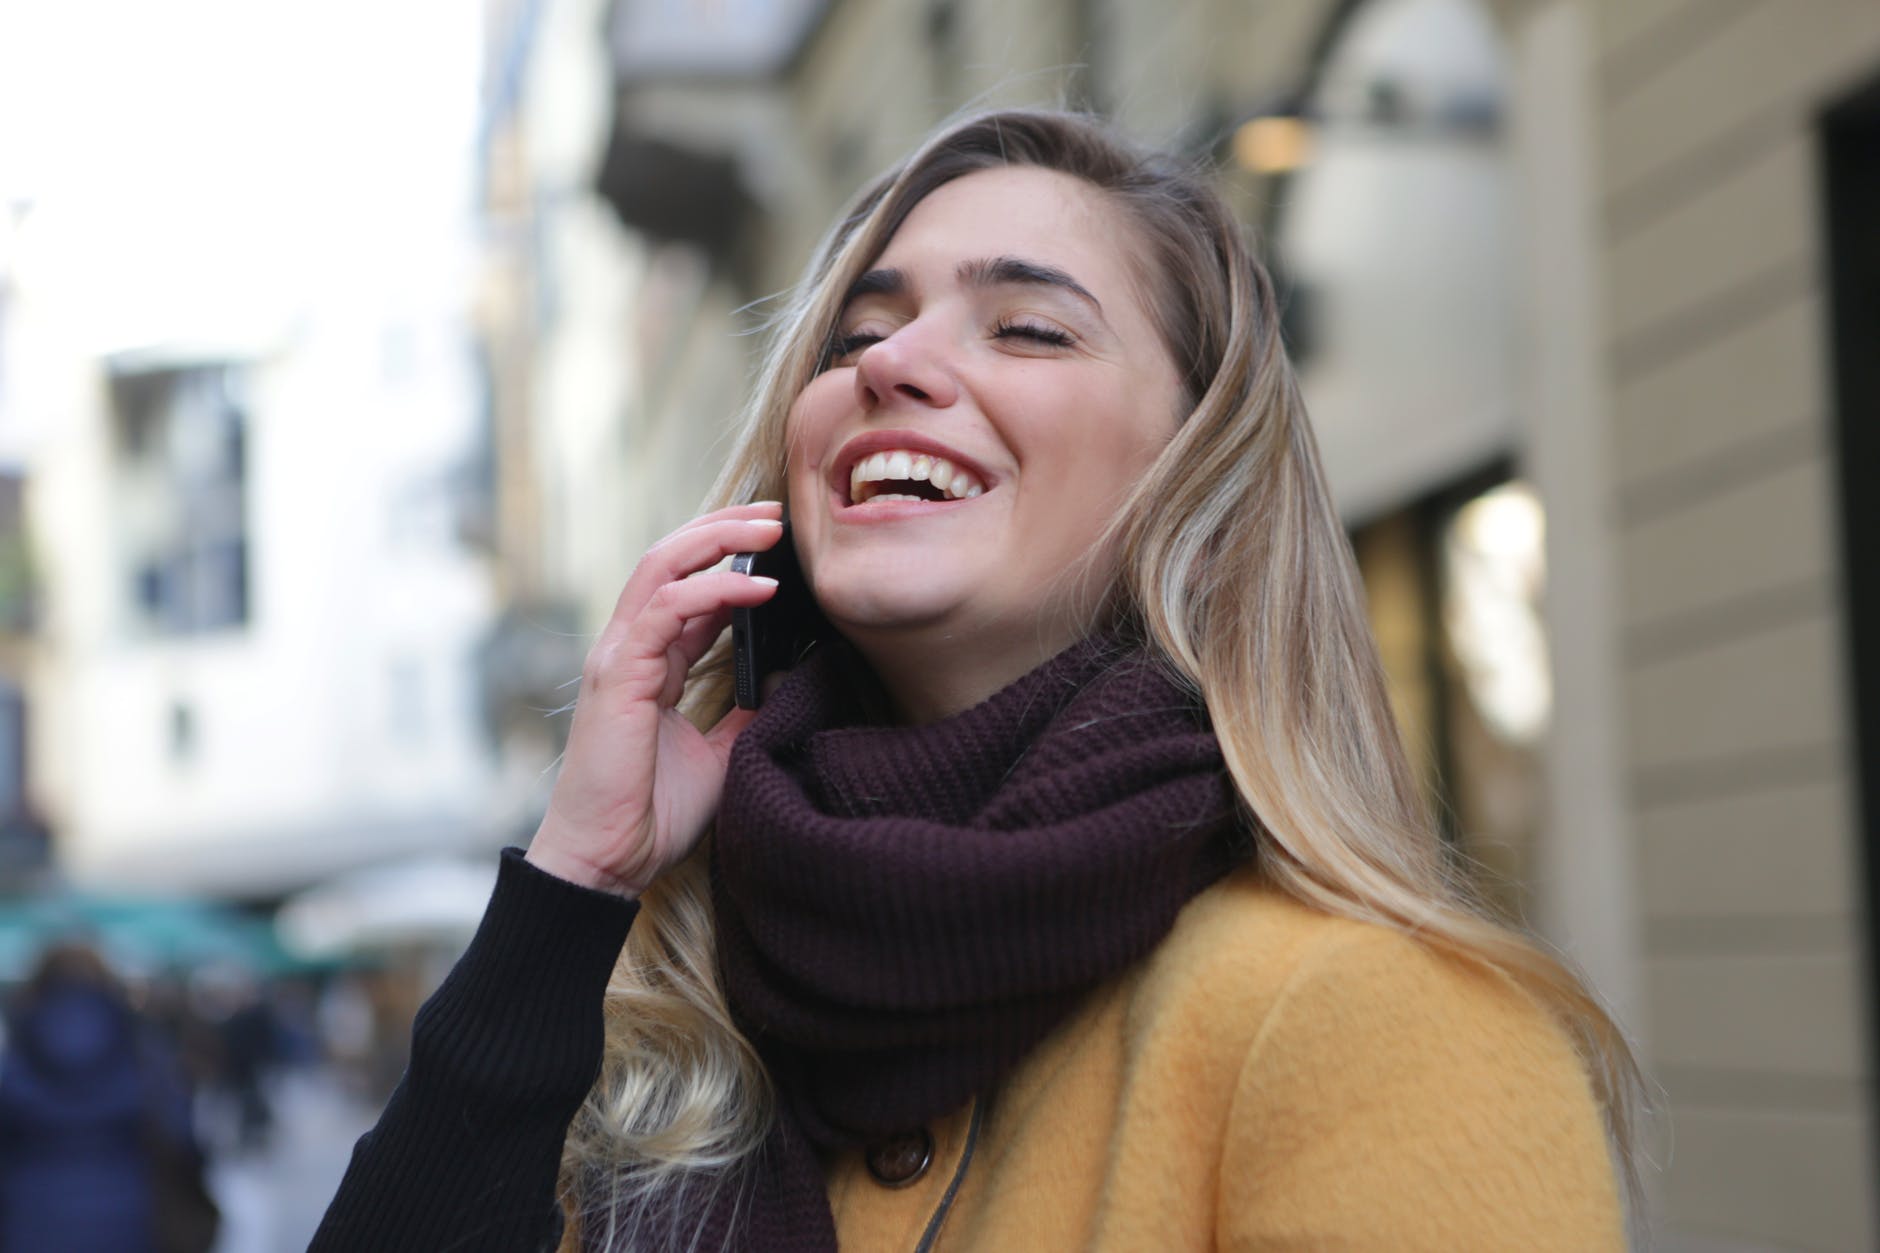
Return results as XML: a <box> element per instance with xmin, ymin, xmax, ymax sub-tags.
<box><xmin>1230</xmin><ymin>77</ymin><xmax>1499</xmax><ymax>178</ymax></box>
<box><xmin>1232</xmin><ymin>114</ymin><xmax>1315</xmax><ymax>175</ymax></box>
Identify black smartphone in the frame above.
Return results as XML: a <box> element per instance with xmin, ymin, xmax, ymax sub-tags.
<box><xmin>730</xmin><ymin>522</ymin><xmax>834</xmax><ymax>709</ymax></box>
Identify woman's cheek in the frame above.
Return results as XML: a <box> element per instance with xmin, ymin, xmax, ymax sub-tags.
<box><xmin>782</xmin><ymin>376</ymin><xmax>846</xmax><ymax>485</ymax></box>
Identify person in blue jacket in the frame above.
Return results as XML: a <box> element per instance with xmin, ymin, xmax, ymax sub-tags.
<box><xmin>0</xmin><ymin>942</ymin><xmax>210</xmax><ymax>1253</ymax></box>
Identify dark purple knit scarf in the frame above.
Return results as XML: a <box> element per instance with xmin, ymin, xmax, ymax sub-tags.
<box><xmin>689</xmin><ymin>633</ymin><xmax>1238</xmax><ymax>1250</ymax></box>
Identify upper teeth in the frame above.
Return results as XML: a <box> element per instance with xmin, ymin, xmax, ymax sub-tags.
<box><xmin>849</xmin><ymin>449</ymin><xmax>986</xmax><ymax>503</ymax></box>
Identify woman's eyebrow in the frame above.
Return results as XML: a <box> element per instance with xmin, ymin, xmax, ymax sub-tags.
<box><xmin>843</xmin><ymin>268</ymin><xmax>906</xmax><ymax>302</ymax></box>
<box><xmin>958</xmin><ymin>255</ymin><xmax>1104</xmax><ymax>316</ymax></box>
<box><xmin>840</xmin><ymin>257</ymin><xmax>1105</xmax><ymax>318</ymax></box>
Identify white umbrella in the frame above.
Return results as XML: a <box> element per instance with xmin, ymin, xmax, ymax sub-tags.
<box><xmin>276</xmin><ymin>856</ymin><xmax>497</xmax><ymax>961</ymax></box>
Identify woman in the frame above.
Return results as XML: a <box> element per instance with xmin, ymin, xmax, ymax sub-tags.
<box><xmin>315</xmin><ymin>109</ymin><xmax>1640</xmax><ymax>1251</ymax></box>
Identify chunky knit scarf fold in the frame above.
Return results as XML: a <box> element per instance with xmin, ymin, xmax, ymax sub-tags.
<box><xmin>690</xmin><ymin>634</ymin><xmax>1238</xmax><ymax>1250</ymax></box>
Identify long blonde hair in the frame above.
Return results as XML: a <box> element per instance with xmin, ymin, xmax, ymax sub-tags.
<box><xmin>560</xmin><ymin>107</ymin><xmax>1645</xmax><ymax>1245</ymax></box>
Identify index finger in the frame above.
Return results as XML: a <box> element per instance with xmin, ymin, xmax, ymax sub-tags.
<box><xmin>604</xmin><ymin>505</ymin><xmax>787</xmax><ymax>638</ymax></box>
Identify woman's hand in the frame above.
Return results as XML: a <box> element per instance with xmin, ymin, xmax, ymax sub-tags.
<box><xmin>525</xmin><ymin>502</ymin><xmax>784</xmax><ymax>897</ymax></box>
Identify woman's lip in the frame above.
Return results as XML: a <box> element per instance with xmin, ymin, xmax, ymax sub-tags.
<box><xmin>827</xmin><ymin>428</ymin><xmax>996</xmax><ymax>498</ymax></box>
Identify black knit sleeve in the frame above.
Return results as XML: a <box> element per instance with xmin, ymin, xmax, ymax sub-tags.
<box><xmin>310</xmin><ymin>847</ymin><xmax>639</xmax><ymax>1253</ymax></box>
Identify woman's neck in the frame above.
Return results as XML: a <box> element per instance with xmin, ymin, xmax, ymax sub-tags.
<box><xmin>840</xmin><ymin>616</ymin><xmax>1086</xmax><ymax>724</ymax></box>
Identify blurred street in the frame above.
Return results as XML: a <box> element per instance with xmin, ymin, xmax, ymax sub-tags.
<box><xmin>203</xmin><ymin>1066</ymin><xmax>377</xmax><ymax>1253</ymax></box>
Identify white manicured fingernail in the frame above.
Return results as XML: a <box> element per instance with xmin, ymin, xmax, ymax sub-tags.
<box><xmin>750</xmin><ymin>518</ymin><xmax>784</xmax><ymax>528</ymax></box>
<box><xmin>749</xmin><ymin>576</ymin><xmax>779</xmax><ymax>587</ymax></box>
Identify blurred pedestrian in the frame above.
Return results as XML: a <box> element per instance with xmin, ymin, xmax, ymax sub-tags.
<box><xmin>315</xmin><ymin>108</ymin><xmax>1641</xmax><ymax>1250</ymax></box>
<box><xmin>0</xmin><ymin>942</ymin><xmax>218</xmax><ymax>1253</ymax></box>
<box><xmin>186</xmin><ymin>964</ymin><xmax>283</xmax><ymax>1155</ymax></box>
<box><xmin>217</xmin><ymin>981</ymin><xmax>279</xmax><ymax>1151</ymax></box>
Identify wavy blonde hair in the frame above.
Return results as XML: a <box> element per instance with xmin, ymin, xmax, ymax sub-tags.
<box><xmin>559</xmin><ymin>107</ymin><xmax>1645</xmax><ymax>1247</ymax></box>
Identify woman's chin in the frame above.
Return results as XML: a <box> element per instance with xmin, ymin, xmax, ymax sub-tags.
<box><xmin>814</xmin><ymin>580</ymin><xmax>973</xmax><ymax>639</ymax></box>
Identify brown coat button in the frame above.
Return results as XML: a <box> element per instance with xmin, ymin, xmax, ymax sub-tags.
<box><xmin>864</xmin><ymin>1127</ymin><xmax>935</xmax><ymax>1187</ymax></box>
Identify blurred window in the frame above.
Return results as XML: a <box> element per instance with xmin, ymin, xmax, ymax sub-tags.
<box><xmin>168</xmin><ymin>700</ymin><xmax>196</xmax><ymax>764</ymax></box>
<box><xmin>108</xmin><ymin>363</ymin><xmax>251</xmax><ymax>636</ymax></box>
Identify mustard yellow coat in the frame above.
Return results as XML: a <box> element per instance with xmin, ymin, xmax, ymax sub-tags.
<box><xmin>823</xmin><ymin>870</ymin><xmax>1624</xmax><ymax>1251</ymax></box>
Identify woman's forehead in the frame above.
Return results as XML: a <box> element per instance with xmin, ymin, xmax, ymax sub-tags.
<box><xmin>870</xmin><ymin>167</ymin><xmax>1138</xmax><ymax>292</ymax></box>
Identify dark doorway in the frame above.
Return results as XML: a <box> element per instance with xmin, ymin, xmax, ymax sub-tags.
<box><xmin>1821</xmin><ymin>64</ymin><xmax>1880</xmax><ymax>1179</ymax></box>
<box><xmin>1348</xmin><ymin>457</ymin><xmax>1555</xmax><ymax>925</ymax></box>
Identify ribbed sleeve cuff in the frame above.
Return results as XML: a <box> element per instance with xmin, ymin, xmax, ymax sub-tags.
<box><xmin>410</xmin><ymin>846</ymin><xmax>639</xmax><ymax>1103</ymax></box>
<box><xmin>310</xmin><ymin>847</ymin><xmax>638</xmax><ymax>1253</ymax></box>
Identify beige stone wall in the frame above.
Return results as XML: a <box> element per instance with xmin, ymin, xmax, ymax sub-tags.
<box><xmin>1587</xmin><ymin>1</ymin><xmax>1880</xmax><ymax>1247</ymax></box>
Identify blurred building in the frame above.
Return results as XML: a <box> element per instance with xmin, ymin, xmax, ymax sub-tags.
<box><xmin>471</xmin><ymin>0</ymin><xmax>660</xmax><ymax>822</ymax></box>
<box><xmin>0</xmin><ymin>0</ymin><xmax>504</xmax><ymax>900</ymax></box>
<box><xmin>494</xmin><ymin>0</ymin><xmax>1871</xmax><ymax>1247</ymax></box>
<box><xmin>0</xmin><ymin>467</ymin><xmax>48</xmax><ymax>887</ymax></box>
<box><xmin>1</xmin><ymin>190</ymin><xmax>51</xmax><ymax>889</ymax></box>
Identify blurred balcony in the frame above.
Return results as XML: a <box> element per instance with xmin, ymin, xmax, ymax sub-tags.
<box><xmin>595</xmin><ymin>0</ymin><xmax>830</xmax><ymax>262</ymax></box>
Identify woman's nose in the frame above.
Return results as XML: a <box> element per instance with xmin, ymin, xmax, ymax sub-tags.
<box><xmin>852</xmin><ymin>326</ymin><xmax>959</xmax><ymax>411</ymax></box>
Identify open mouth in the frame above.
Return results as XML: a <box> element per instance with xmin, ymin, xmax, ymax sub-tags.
<box><xmin>847</xmin><ymin>449</ymin><xmax>987</xmax><ymax>505</ymax></box>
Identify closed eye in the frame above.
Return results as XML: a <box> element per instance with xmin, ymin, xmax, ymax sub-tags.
<box><xmin>828</xmin><ymin>331</ymin><xmax>883</xmax><ymax>360</ymax></box>
<box><xmin>824</xmin><ymin>319</ymin><xmax>1074</xmax><ymax>367</ymax></box>
<box><xmin>994</xmin><ymin>319</ymin><xmax>1074</xmax><ymax>347</ymax></box>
